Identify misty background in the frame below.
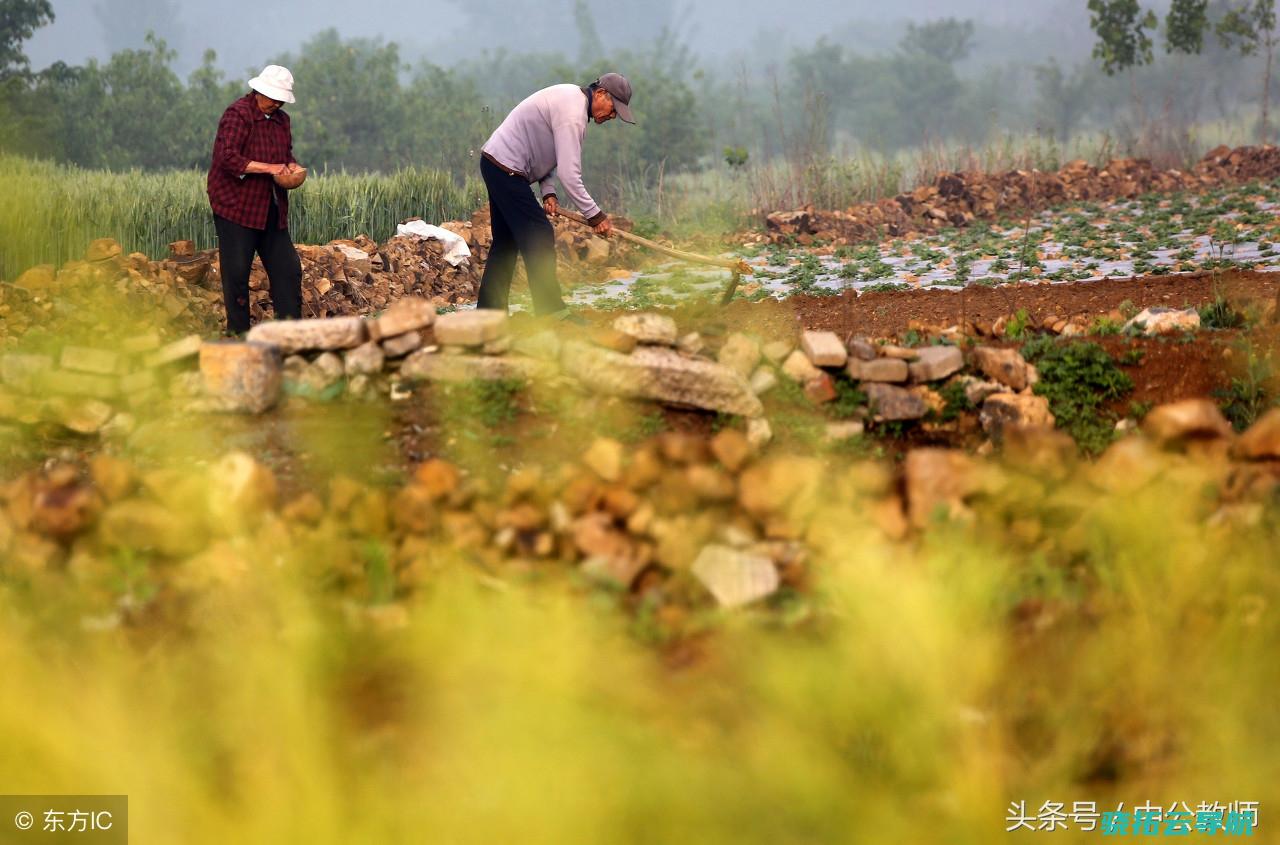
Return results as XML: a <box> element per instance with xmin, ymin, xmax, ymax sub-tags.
<box><xmin>1</xmin><ymin>0</ymin><xmax>1273</xmax><ymax>216</ymax></box>
<box><xmin>27</xmin><ymin>0</ymin><xmax>1089</xmax><ymax>74</ymax></box>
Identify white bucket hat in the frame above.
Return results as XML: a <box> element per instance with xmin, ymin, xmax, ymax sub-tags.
<box><xmin>248</xmin><ymin>65</ymin><xmax>295</xmax><ymax>104</ymax></box>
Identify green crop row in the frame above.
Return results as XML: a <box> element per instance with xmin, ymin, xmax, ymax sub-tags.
<box><xmin>0</xmin><ymin>154</ymin><xmax>485</xmax><ymax>279</ymax></box>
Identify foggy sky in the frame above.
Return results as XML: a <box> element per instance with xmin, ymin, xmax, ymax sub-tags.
<box><xmin>27</xmin><ymin>0</ymin><xmax>1097</xmax><ymax>79</ymax></box>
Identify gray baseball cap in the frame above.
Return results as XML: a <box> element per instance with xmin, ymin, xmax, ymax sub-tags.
<box><xmin>595</xmin><ymin>73</ymin><xmax>635</xmax><ymax>123</ymax></box>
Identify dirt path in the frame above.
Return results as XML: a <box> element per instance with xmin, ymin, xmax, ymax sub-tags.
<box><xmin>776</xmin><ymin>269</ymin><xmax>1278</xmax><ymax>338</ymax></box>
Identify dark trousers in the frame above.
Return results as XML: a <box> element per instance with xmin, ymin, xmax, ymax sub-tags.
<box><xmin>476</xmin><ymin>156</ymin><xmax>566</xmax><ymax>315</ymax></box>
<box><xmin>213</xmin><ymin>201</ymin><xmax>302</xmax><ymax>335</ymax></box>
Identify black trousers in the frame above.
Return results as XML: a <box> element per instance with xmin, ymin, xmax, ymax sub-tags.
<box><xmin>476</xmin><ymin>156</ymin><xmax>566</xmax><ymax>315</ymax></box>
<box><xmin>213</xmin><ymin>201</ymin><xmax>302</xmax><ymax>335</ymax></box>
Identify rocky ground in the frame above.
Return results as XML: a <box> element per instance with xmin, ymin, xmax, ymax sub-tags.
<box><xmin>1</xmin><ymin>145</ymin><xmax>1278</xmax><ymax>633</ymax></box>
<box><xmin>3</xmin><ymin>148</ymin><xmax>1278</xmax><ymax>843</ymax></box>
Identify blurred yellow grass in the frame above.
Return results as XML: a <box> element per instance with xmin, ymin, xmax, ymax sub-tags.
<box><xmin>1</xmin><ymin>456</ymin><xmax>1276</xmax><ymax>842</ymax></box>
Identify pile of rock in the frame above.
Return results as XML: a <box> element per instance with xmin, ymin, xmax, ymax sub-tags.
<box><xmin>0</xmin><ymin>332</ymin><xmax>204</xmax><ymax>434</ymax></box>
<box><xmin>764</xmin><ymin>144</ymin><xmax>1280</xmax><ymax>245</ymax></box>
<box><xmin>441</xmin><ymin>206</ymin><xmax>634</xmax><ymax>273</ymax></box>
<box><xmin>194</xmin><ymin>306</ymin><xmax>768</xmax><ymax>424</ymax></box>
<box><xmin>2</xmin><ymin>211</ymin><xmax>636</xmax><ymax>343</ymax></box>
<box><xmin>2</xmin><ymin>238</ymin><xmax>222</xmax><ymax>347</ymax></box>
<box><xmin>731</xmin><ymin>327</ymin><xmax>1052</xmax><ymax>441</ymax></box>
<box><xmin>3</xmin><ymin>404</ymin><xmax>1277</xmax><ymax>623</ymax></box>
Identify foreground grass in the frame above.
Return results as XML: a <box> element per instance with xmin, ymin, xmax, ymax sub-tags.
<box><xmin>0</xmin><ymin>438</ymin><xmax>1277</xmax><ymax>842</ymax></box>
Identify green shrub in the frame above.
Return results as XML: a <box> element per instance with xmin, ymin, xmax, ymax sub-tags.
<box><xmin>1022</xmin><ymin>338</ymin><xmax>1134</xmax><ymax>454</ymax></box>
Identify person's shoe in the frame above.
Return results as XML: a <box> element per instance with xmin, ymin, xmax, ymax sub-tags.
<box><xmin>551</xmin><ymin>309</ymin><xmax>589</xmax><ymax>327</ymax></box>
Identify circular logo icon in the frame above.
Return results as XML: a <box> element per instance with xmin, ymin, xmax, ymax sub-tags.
<box><xmin>14</xmin><ymin>811</ymin><xmax>34</xmax><ymax>830</ymax></box>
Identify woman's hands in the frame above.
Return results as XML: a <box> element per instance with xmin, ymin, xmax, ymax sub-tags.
<box><xmin>274</xmin><ymin>162</ymin><xmax>307</xmax><ymax>190</ymax></box>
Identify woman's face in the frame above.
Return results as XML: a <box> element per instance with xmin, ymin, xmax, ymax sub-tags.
<box><xmin>254</xmin><ymin>92</ymin><xmax>284</xmax><ymax>115</ymax></box>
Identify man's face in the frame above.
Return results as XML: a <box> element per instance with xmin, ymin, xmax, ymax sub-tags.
<box><xmin>254</xmin><ymin>92</ymin><xmax>283</xmax><ymax>115</ymax></box>
<box><xmin>590</xmin><ymin>89</ymin><xmax>617</xmax><ymax>124</ymax></box>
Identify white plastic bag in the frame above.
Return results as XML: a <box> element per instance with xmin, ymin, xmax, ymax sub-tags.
<box><xmin>394</xmin><ymin>220</ymin><xmax>473</xmax><ymax>267</ymax></box>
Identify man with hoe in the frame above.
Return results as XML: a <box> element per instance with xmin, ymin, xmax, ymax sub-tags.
<box><xmin>477</xmin><ymin>73</ymin><xmax>635</xmax><ymax>321</ymax></box>
<box><xmin>207</xmin><ymin>64</ymin><xmax>308</xmax><ymax>336</ymax></box>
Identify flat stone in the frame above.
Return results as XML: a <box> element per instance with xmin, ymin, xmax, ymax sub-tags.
<box><xmin>60</xmin><ymin>346</ymin><xmax>122</xmax><ymax>376</ymax></box>
<box><xmin>691</xmin><ymin>544</ymin><xmax>779</xmax><ymax>608</ymax></box>
<box><xmin>583</xmin><ymin>437</ymin><xmax>625</xmax><ymax>482</ymax></box>
<box><xmin>580</xmin><ymin>549</ymin><xmax>649</xmax><ymax>589</ymax></box>
<box><xmin>846</xmin><ymin>357</ymin><xmax>908</xmax><ymax>383</ymax></box>
<box><xmin>308</xmin><ymin>353</ymin><xmax>345</xmax><ymax>388</ymax></box>
<box><xmin>980</xmin><ymin>393</ymin><xmax>1055</xmax><ymax>440</ymax></box>
<box><xmin>50</xmin><ymin>398</ymin><xmax>115</xmax><ymax>434</ymax></box>
<box><xmin>1143</xmin><ymin>399</ymin><xmax>1233</xmax><ymax>446</ymax></box>
<box><xmin>803</xmin><ymin>373</ymin><xmax>837</xmax><ymax>404</ymax></box>
<box><xmin>958</xmin><ymin>375</ymin><xmax>1006</xmax><ymax>406</ymax></box>
<box><xmin>573</xmin><ymin>513</ymin><xmax>648</xmax><ymax>586</ymax></box>
<box><xmin>336</xmin><ymin>244</ymin><xmax>372</xmax><ymax>276</ymax></box>
<box><xmin>206</xmin><ymin>451</ymin><xmax>278</xmax><ymax>524</ymax></box>
<box><xmin>677</xmin><ymin>332</ymin><xmax>704</xmax><ymax>355</ymax></box>
<box><xmin>283</xmin><ymin>355</ymin><xmax>309</xmax><ymax>380</ymax></box>
<box><xmin>511</xmin><ymin>330</ymin><xmax>561</xmax><ymax>362</ymax></box>
<box><xmin>380</xmin><ymin>332</ymin><xmax>423</xmax><ymax>358</ymax></box>
<box><xmin>585</xmin><ymin>236</ymin><xmax>610</xmax><ymax>265</ymax></box>
<box><xmin>588</xmin><ymin>327</ymin><xmax>638</xmax><ymax>353</ymax></box>
<box><xmin>749</xmin><ymin>366</ymin><xmax>778</xmax><ymax>395</ymax></box>
<box><xmin>199</xmin><ymin>341</ymin><xmax>283</xmax><ymax>414</ymax></box>
<box><xmin>1124</xmin><ymin>307</ymin><xmax>1200</xmax><ymax>336</ymax></box>
<box><xmin>482</xmin><ymin>335</ymin><xmax>513</xmax><ymax>355</ymax></box>
<box><xmin>347</xmin><ymin>374</ymin><xmax>373</xmax><ymax>398</ymax></box>
<box><xmin>710</xmin><ymin>429</ymin><xmax>753</xmax><ymax>472</ymax></box>
<box><xmin>972</xmin><ymin>346</ymin><xmax>1029</xmax><ymax>391</ymax></box>
<box><xmin>613</xmin><ymin>313</ymin><xmax>678</xmax><ymax>345</ymax></box>
<box><xmin>1</xmin><ymin>353</ymin><xmax>54</xmax><ymax>392</ymax></box>
<box><xmin>904</xmin><ymin>448</ymin><xmax>980</xmax><ymax>528</ymax></box>
<box><xmin>434</xmin><ymin>309</ymin><xmax>508</xmax><ymax>346</ymax></box>
<box><xmin>370</xmin><ymin>297</ymin><xmax>435</xmax><ymax>341</ymax></box>
<box><xmin>718</xmin><ymin>333</ymin><xmax>762</xmax><ymax>379</ymax></box>
<box><xmin>144</xmin><ymin>334</ymin><xmax>203</xmax><ymax>368</ymax></box>
<box><xmin>1235</xmin><ymin>408</ymin><xmax>1280</xmax><ymax>460</ymax></box>
<box><xmin>562</xmin><ymin>340</ymin><xmax>763</xmax><ymax>418</ymax></box>
<box><xmin>879</xmin><ymin>344</ymin><xmax>920</xmax><ymax>361</ymax></box>
<box><xmin>344</xmin><ymin>341</ymin><xmax>385</xmax><ymax>376</ymax></box>
<box><xmin>907</xmin><ymin>345</ymin><xmax>964</xmax><ymax>382</ymax></box>
<box><xmin>400</xmin><ymin>350</ymin><xmax>555</xmax><ymax>382</ymax></box>
<box><xmin>847</xmin><ymin>337</ymin><xmax>878</xmax><ymax>361</ymax></box>
<box><xmin>746</xmin><ymin>418</ymin><xmax>773</xmax><ymax>450</ymax></box>
<box><xmin>247</xmin><ymin>317</ymin><xmax>366</xmax><ymax>354</ymax></box>
<box><xmin>762</xmin><ymin>340</ymin><xmax>793</xmax><ymax>363</ymax></box>
<box><xmin>825</xmin><ymin>421</ymin><xmax>866</xmax><ymax>441</ymax></box>
<box><xmin>800</xmin><ymin>330</ymin><xmax>847</xmax><ymax>368</ymax></box>
<box><xmin>781</xmin><ymin>349</ymin><xmax>822</xmax><ymax>383</ymax></box>
<box><xmin>42</xmin><ymin>370</ymin><xmax>119</xmax><ymax>400</ymax></box>
<box><xmin>865</xmin><ymin>383</ymin><xmax>927</xmax><ymax>421</ymax></box>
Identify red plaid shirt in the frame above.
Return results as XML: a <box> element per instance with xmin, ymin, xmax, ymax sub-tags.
<box><xmin>206</xmin><ymin>94</ymin><xmax>298</xmax><ymax>230</ymax></box>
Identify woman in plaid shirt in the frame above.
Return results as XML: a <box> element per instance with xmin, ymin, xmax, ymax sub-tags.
<box><xmin>206</xmin><ymin>65</ymin><xmax>307</xmax><ymax>336</ymax></box>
